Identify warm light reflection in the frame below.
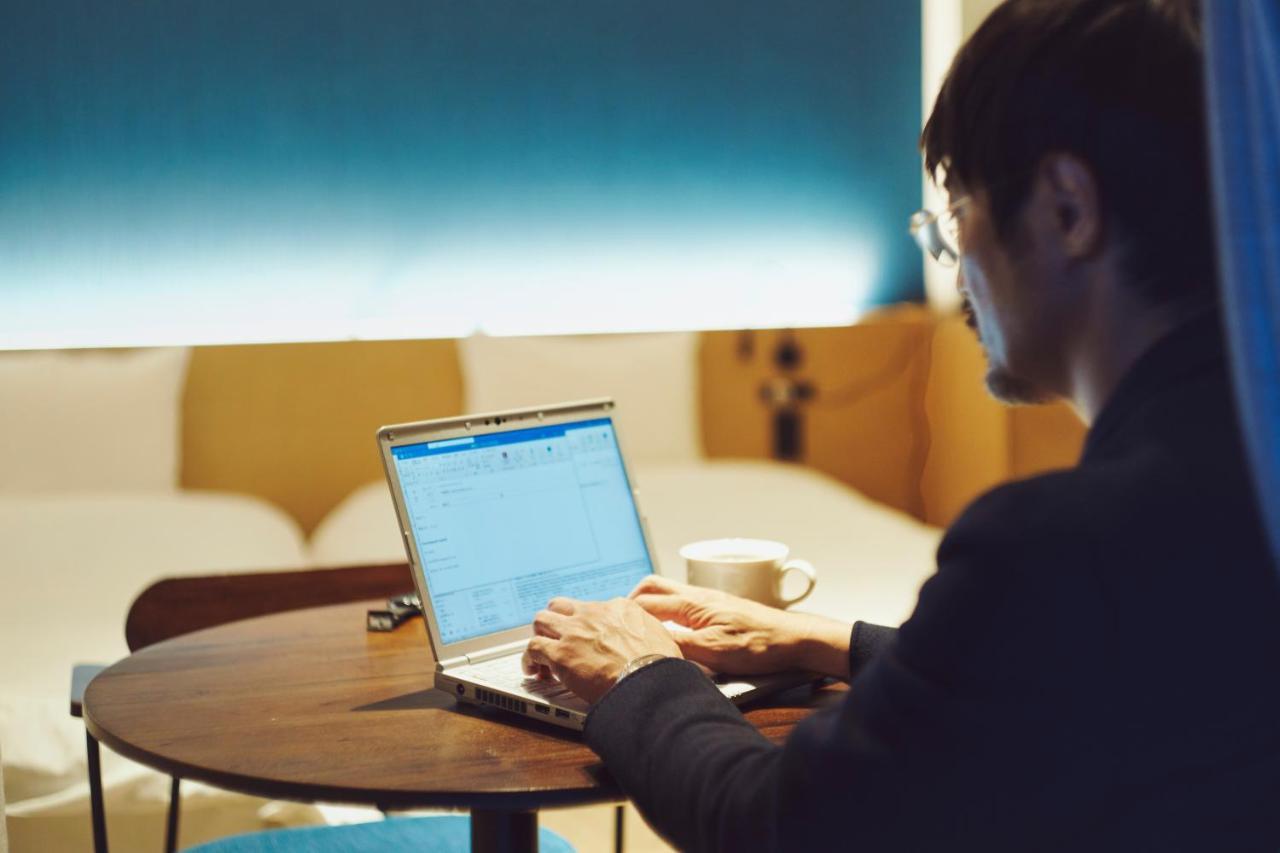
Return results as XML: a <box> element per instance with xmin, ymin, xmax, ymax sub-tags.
<box><xmin>0</xmin><ymin>231</ymin><xmax>878</xmax><ymax>349</ymax></box>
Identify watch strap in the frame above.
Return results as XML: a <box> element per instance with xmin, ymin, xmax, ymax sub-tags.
<box><xmin>619</xmin><ymin>652</ymin><xmax>668</xmax><ymax>682</ymax></box>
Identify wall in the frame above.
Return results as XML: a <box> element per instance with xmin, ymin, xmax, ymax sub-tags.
<box><xmin>701</xmin><ymin>306</ymin><xmax>936</xmax><ymax>518</ymax></box>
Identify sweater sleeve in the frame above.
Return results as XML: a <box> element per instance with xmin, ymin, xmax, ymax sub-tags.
<box><xmin>583</xmin><ymin>481</ymin><xmax>1109</xmax><ymax>852</ymax></box>
<box><xmin>585</xmin><ymin>658</ymin><xmax>782</xmax><ymax>852</ymax></box>
<box><xmin>849</xmin><ymin>620</ymin><xmax>897</xmax><ymax>676</ymax></box>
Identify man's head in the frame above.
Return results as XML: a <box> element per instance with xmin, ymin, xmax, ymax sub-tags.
<box><xmin>921</xmin><ymin>0</ymin><xmax>1215</xmax><ymax>405</ymax></box>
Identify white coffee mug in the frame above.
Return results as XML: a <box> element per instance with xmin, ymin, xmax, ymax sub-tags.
<box><xmin>680</xmin><ymin>538</ymin><xmax>817</xmax><ymax>608</ymax></box>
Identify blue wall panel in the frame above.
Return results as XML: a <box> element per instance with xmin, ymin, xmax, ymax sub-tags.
<box><xmin>1</xmin><ymin>0</ymin><xmax>922</xmax><ymax>347</ymax></box>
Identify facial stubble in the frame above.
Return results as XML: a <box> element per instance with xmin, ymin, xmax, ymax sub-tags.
<box><xmin>961</xmin><ymin>294</ymin><xmax>1051</xmax><ymax>406</ymax></box>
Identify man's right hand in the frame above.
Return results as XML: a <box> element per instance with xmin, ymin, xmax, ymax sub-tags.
<box><xmin>628</xmin><ymin>575</ymin><xmax>853</xmax><ymax>679</ymax></box>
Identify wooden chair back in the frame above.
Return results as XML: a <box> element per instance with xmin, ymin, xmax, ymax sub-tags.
<box><xmin>125</xmin><ymin>563</ymin><xmax>414</xmax><ymax>652</ymax></box>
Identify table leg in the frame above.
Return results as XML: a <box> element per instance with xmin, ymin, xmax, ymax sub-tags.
<box><xmin>164</xmin><ymin>777</ymin><xmax>181</xmax><ymax>853</ymax></box>
<box><xmin>86</xmin><ymin>732</ymin><xmax>108</xmax><ymax>853</ymax></box>
<box><xmin>471</xmin><ymin>809</ymin><xmax>538</xmax><ymax>853</ymax></box>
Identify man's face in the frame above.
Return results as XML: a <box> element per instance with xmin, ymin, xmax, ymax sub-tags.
<box><xmin>952</xmin><ymin>187</ymin><xmax>1057</xmax><ymax>405</ymax></box>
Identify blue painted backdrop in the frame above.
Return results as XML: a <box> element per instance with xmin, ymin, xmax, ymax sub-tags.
<box><xmin>1</xmin><ymin>0</ymin><xmax>922</xmax><ymax>347</ymax></box>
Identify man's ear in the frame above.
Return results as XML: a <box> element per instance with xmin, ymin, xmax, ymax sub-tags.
<box><xmin>1039</xmin><ymin>152</ymin><xmax>1102</xmax><ymax>260</ymax></box>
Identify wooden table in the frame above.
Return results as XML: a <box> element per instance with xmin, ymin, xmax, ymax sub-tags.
<box><xmin>83</xmin><ymin>600</ymin><xmax>840</xmax><ymax>852</ymax></box>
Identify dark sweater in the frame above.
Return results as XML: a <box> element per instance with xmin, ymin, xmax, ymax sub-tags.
<box><xmin>585</xmin><ymin>312</ymin><xmax>1280</xmax><ymax>851</ymax></box>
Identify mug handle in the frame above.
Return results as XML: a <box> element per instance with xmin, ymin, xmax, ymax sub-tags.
<box><xmin>776</xmin><ymin>558</ymin><xmax>816</xmax><ymax>607</ymax></box>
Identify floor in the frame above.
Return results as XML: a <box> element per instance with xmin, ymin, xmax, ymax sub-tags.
<box><xmin>4</xmin><ymin>786</ymin><xmax>673</xmax><ymax>852</ymax></box>
<box><xmin>540</xmin><ymin>802</ymin><xmax>674</xmax><ymax>853</ymax></box>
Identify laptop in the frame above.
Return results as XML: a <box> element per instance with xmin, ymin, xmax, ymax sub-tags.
<box><xmin>377</xmin><ymin>398</ymin><xmax>812</xmax><ymax>731</ymax></box>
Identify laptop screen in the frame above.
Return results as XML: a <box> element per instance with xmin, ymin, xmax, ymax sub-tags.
<box><xmin>390</xmin><ymin>416</ymin><xmax>654</xmax><ymax>645</ymax></box>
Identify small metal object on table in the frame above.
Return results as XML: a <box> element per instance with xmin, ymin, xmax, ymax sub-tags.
<box><xmin>84</xmin><ymin>600</ymin><xmax>838</xmax><ymax>852</ymax></box>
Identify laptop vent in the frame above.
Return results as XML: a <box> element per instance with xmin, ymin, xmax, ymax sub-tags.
<box><xmin>475</xmin><ymin>687</ymin><xmax>527</xmax><ymax>715</ymax></box>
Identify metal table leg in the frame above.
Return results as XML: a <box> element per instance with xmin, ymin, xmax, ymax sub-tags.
<box><xmin>165</xmin><ymin>777</ymin><xmax>181</xmax><ymax>853</ymax></box>
<box><xmin>471</xmin><ymin>808</ymin><xmax>538</xmax><ymax>853</ymax></box>
<box><xmin>86</xmin><ymin>732</ymin><xmax>109</xmax><ymax>853</ymax></box>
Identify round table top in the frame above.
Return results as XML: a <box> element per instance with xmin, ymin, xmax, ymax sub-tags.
<box><xmin>84</xmin><ymin>601</ymin><xmax>841</xmax><ymax>811</ymax></box>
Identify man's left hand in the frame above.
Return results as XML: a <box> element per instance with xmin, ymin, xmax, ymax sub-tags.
<box><xmin>521</xmin><ymin>596</ymin><xmax>682</xmax><ymax>704</ymax></box>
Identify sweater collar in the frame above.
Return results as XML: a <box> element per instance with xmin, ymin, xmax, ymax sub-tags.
<box><xmin>1082</xmin><ymin>309</ymin><xmax>1227</xmax><ymax>461</ymax></box>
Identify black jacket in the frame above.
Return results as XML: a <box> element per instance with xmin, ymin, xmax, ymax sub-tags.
<box><xmin>584</xmin><ymin>312</ymin><xmax>1280</xmax><ymax>851</ymax></box>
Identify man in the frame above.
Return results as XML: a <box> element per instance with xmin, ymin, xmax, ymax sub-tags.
<box><xmin>523</xmin><ymin>0</ymin><xmax>1280</xmax><ymax>848</ymax></box>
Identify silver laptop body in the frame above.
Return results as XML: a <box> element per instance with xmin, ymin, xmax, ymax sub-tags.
<box><xmin>378</xmin><ymin>399</ymin><xmax>808</xmax><ymax>731</ymax></box>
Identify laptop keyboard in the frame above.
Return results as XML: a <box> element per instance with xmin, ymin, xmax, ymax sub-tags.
<box><xmin>459</xmin><ymin>653</ymin><xmax>758</xmax><ymax>707</ymax></box>
<box><xmin>460</xmin><ymin>655</ymin><xmax>590</xmax><ymax>712</ymax></box>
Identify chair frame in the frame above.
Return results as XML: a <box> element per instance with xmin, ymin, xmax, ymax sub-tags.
<box><xmin>71</xmin><ymin>562</ymin><xmax>415</xmax><ymax>853</ymax></box>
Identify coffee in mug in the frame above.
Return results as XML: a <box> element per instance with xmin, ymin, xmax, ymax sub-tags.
<box><xmin>680</xmin><ymin>538</ymin><xmax>816</xmax><ymax>608</ymax></box>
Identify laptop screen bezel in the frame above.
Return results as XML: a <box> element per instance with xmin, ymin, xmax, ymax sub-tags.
<box><xmin>377</xmin><ymin>398</ymin><xmax>659</xmax><ymax>663</ymax></box>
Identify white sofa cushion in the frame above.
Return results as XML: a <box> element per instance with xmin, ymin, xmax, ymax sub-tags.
<box><xmin>309</xmin><ymin>461</ymin><xmax>941</xmax><ymax>626</ymax></box>
<box><xmin>0</xmin><ymin>348</ymin><xmax>189</xmax><ymax>493</ymax></box>
<box><xmin>309</xmin><ymin>483</ymin><xmax>407</xmax><ymax>568</ymax></box>
<box><xmin>627</xmin><ymin>460</ymin><xmax>941</xmax><ymax>627</ymax></box>
<box><xmin>0</xmin><ymin>492</ymin><xmax>309</xmax><ymax>804</ymax></box>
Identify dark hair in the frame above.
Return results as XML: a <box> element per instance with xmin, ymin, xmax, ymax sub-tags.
<box><xmin>921</xmin><ymin>0</ymin><xmax>1216</xmax><ymax>308</ymax></box>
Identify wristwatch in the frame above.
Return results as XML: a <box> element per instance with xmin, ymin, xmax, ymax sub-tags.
<box><xmin>618</xmin><ymin>653</ymin><xmax>668</xmax><ymax>684</ymax></box>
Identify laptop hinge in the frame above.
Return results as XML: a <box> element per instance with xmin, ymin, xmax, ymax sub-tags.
<box><xmin>465</xmin><ymin>640</ymin><xmax>528</xmax><ymax>665</ymax></box>
<box><xmin>437</xmin><ymin>655</ymin><xmax>469</xmax><ymax>670</ymax></box>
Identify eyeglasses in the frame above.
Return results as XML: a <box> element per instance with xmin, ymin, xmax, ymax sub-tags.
<box><xmin>909</xmin><ymin>196</ymin><xmax>969</xmax><ymax>267</ymax></box>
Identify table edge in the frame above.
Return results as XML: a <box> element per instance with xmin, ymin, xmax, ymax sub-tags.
<box><xmin>82</xmin><ymin>683</ymin><xmax>624</xmax><ymax>811</ymax></box>
<box><xmin>82</xmin><ymin>664</ymin><xmax>841</xmax><ymax>810</ymax></box>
